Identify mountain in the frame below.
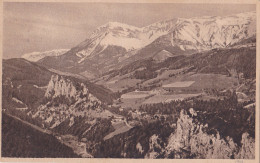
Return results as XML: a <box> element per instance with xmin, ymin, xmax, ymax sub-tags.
<box><xmin>171</xmin><ymin>11</ymin><xmax>255</xmax><ymax>51</ymax></box>
<box><xmin>2</xmin><ymin>113</ymin><xmax>79</xmax><ymax>158</ymax></box>
<box><xmin>32</xmin><ymin>74</ymin><xmax>103</xmax><ymax>129</ymax></box>
<box><xmin>3</xmin><ymin>11</ymin><xmax>256</xmax><ymax>159</ymax></box>
<box><xmin>2</xmin><ymin>58</ymin><xmax>116</xmax><ymax>109</ymax></box>
<box><xmin>73</xmin><ymin>19</ymin><xmax>178</xmax><ymax>60</ymax></box>
<box><xmin>37</xmin><ymin>11</ymin><xmax>255</xmax><ymax>78</ymax></box>
<box><xmin>22</xmin><ymin>49</ymin><xmax>69</xmax><ymax>62</ymax></box>
<box><xmin>2</xmin><ymin>58</ymin><xmax>124</xmax><ymax>157</ymax></box>
<box><xmin>95</xmin><ymin>35</ymin><xmax>256</xmax><ymax>98</ymax></box>
<box><xmin>152</xmin><ymin>50</ymin><xmax>175</xmax><ymax>63</ymax></box>
<box><xmin>2</xmin><ymin>58</ymin><xmax>53</xmax><ymax>111</ymax></box>
<box><xmin>37</xmin><ymin>19</ymin><xmax>178</xmax><ymax>78</ymax></box>
<box><xmin>2</xmin><ymin>58</ymin><xmax>119</xmax><ymax>139</ymax></box>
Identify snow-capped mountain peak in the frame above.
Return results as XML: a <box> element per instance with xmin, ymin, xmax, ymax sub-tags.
<box><xmin>22</xmin><ymin>49</ymin><xmax>69</xmax><ymax>62</ymax></box>
<box><xmin>74</xmin><ymin>19</ymin><xmax>179</xmax><ymax>61</ymax></box>
<box><xmin>172</xmin><ymin>11</ymin><xmax>256</xmax><ymax>51</ymax></box>
<box><xmin>76</xmin><ymin>11</ymin><xmax>255</xmax><ymax>60</ymax></box>
<box><xmin>37</xmin><ymin>11</ymin><xmax>256</xmax><ymax>77</ymax></box>
<box><xmin>68</xmin><ymin>11</ymin><xmax>256</xmax><ymax>66</ymax></box>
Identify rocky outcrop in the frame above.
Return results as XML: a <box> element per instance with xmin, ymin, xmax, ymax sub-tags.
<box><xmin>34</xmin><ymin>75</ymin><xmax>102</xmax><ymax>128</ymax></box>
<box><xmin>164</xmin><ymin>109</ymin><xmax>255</xmax><ymax>159</ymax></box>
<box><xmin>145</xmin><ymin>134</ymin><xmax>164</xmax><ymax>158</ymax></box>
<box><xmin>235</xmin><ymin>132</ymin><xmax>255</xmax><ymax>159</ymax></box>
<box><xmin>45</xmin><ymin>75</ymin><xmax>101</xmax><ymax>104</ymax></box>
<box><xmin>45</xmin><ymin>75</ymin><xmax>78</xmax><ymax>98</ymax></box>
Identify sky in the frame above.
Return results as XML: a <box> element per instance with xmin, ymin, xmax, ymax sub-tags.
<box><xmin>3</xmin><ymin>2</ymin><xmax>256</xmax><ymax>59</ymax></box>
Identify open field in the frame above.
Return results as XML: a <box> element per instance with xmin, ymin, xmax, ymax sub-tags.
<box><xmin>119</xmin><ymin>98</ymin><xmax>147</xmax><ymax>110</ymax></box>
<box><xmin>121</xmin><ymin>91</ymin><xmax>152</xmax><ymax>99</ymax></box>
<box><xmin>162</xmin><ymin>81</ymin><xmax>195</xmax><ymax>88</ymax></box>
<box><xmin>118</xmin><ymin>91</ymin><xmax>154</xmax><ymax>109</ymax></box>
<box><xmin>142</xmin><ymin>68</ymin><xmax>187</xmax><ymax>86</ymax></box>
<box><xmin>161</xmin><ymin>73</ymin><xmax>238</xmax><ymax>91</ymax></box>
<box><xmin>143</xmin><ymin>93</ymin><xmax>201</xmax><ymax>104</ymax></box>
<box><xmin>99</xmin><ymin>78</ymin><xmax>141</xmax><ymax>92</ymax></box>
<box><xmin>103</xmin><ymin>121</ymin><xmax>132</xmax><ymax>141</ymax></box>
<box><xmin>182</xmin><ymin>73</ymin><xmax>238</xmax><ymax>89</ymax></box>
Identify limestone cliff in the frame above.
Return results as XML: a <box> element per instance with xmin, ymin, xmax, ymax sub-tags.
<box><xmin>144</xmin><ymin>108</ymin><xmax>255</xmax><ymax>159</ymax></box>
<box><xmin>164</xmin><ymin>109</ymin><xmax>255</xmax><ymax>159</ymax></box>
<box><xmin>33</xmin><ymin>75</ymin><xmax>102</xmax><ymax>128</ymax></box>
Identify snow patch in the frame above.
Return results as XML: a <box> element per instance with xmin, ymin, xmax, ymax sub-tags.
<box><xmin>22</xmin><ymin>49</ymin><xmax>69</xmax><ymax>62</ymax></box>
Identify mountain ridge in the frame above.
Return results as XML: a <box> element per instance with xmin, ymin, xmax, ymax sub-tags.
<box><xmin>36</xmin><ymin>11</ymin><xmax>255</xmax><ymax>78</ymax></box>
<box><xmin>22</xmin><ymin>49</ymin><xmax>69</xmax><ymax>62</ymax></box>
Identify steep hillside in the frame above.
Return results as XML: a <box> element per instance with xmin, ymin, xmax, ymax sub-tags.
<box><xmin>97</xmin><ymin>37</ymin><xmax>255</xmax><ymax>94</ymax></box>
<box><xmin>2</xmin><ymin>58</ymin><xmax>121</xmax><ymax>157</ymax></box>
<box><xmin>2</xmin><ymin>58</ymin><xmax>52</xmax><ymax>110</ymax></box>
<box><xmin>3</xmin><ymin>58</ymin><xmax>52</xmax><ymax>86</ymax></box>
<box><xmin>2</xmin><ymin>113</ymin><xmax>79</xmax><ymax>158</ymax></box>
<box><xmin>2</xmin><ymin>58</ymin><xmax>116</xmax><ymax>113</ymax></box>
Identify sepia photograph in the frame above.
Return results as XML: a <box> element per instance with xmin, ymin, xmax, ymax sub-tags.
<box><xmin>1</xmin><ymin>1</ymin><xmax>258</xmax><ymax>161</ymax></box>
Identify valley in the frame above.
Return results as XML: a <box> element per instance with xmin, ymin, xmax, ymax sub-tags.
<box><xmin>2</xmin><ymin>10</ymin><xmax>256</xmax><ymax>159</ymax></box>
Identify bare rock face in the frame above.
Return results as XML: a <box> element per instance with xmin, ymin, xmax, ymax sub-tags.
<box><xmin>45</xmin><ymin>75</ymin><xmax>77</xmax><ymax>98</ymax></box>
<box><xmin>145</xmin><ymin>134</ymin><xmax>164</xmax><ymax>158</ymax></box>
<box><xmin>45</xmin><ymin>75</ymin><xmax>101</xmax><ymax>104</ymax></box>
<box><xmin>165</xmin><ymin>109</ymin><xmax>255</xmax><ymax>159</ymax></box>
<box><xmin>33</xmin><ymin>75</ymin><xmax>102</xmax><ymax>128</ymax></box>
<box><xmin>166</xmin><ymin>110</ymin><xmax>194</xmax><ymax>154</ymax></box>
<box><xmin>235</xmin><ymin>132</ymin><xmax>255</xmax><ymax>159</ymax></box>
<box><xmin>189</xmin><ymin>127</ymin><xmax>237</xmax><ymax>159</ymax></box>
<box><xmin>172</xmin><ymin>12</ymin><xmax>256</xmax><ymax>51</ymax></box>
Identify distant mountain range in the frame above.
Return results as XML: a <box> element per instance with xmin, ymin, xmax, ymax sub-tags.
<box><xmin>22</xmin><ymin>49</ymin><xmax>69</xmax><ymax>62</ymax></box>
<box><xmin>31</xmin><ymin>11</ymin><xmax>256</xmax><ymax>79</ymax></box>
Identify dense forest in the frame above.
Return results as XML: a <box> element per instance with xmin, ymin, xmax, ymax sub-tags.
<box><xmin>106</xmin><ymin>45</ymin><xmax>255</xmax><ymax>83</ymax></box>
<box><xmin>139</xmin><ymin>91</ymin><xmax>255</xmax><ymax>145</ymax></box>
<box><xmin>94</xmin><ymin>120</ymin><xmax>174</xmax><ymax>158</ymax></box>
<box><xmin>94</xmin><ymin>91</ymin><xmax>255</xmax><ymax>158</ymax></box>
<box><xmin>2</xmin><ymin>113</ymin><xmax>79</xmax><ymax>158</ymax></box>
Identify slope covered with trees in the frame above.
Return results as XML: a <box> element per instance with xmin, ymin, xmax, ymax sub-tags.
<box><xmin>2</xmin><ymin>113</ymin><xmax>79</xmax><ymax>158</ymax></box>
